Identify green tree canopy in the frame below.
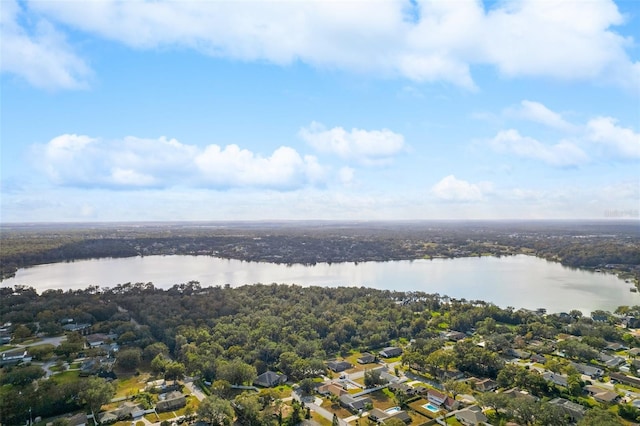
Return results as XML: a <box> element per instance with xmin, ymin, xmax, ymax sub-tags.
<box><xmin>79</xmin><ymin>377</ymin><xmax>115</xmax><ymax>420</ymax></box>
<box><xmin>197</xmin><ymin>395</ymin><xmax>234</xmax><ymax>426</ymax></box>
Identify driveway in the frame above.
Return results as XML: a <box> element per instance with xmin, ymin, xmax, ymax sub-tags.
<box><xmin>184</xmin><ymin>380</ymin><xmax>207</xmax><ymax>402</ymax></box>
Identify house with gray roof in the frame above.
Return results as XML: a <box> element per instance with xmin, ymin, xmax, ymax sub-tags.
<box><xmin>327</xmin><ymin>360</ymin><xmax>352</xmax><ymax>372</ymax></box>
<box><xmin>254</xmin><ymin>370</ymin><xmax>287</xmax><ymax>388</ymax></box>
<box><xmin>455</xmin><ymin>405</ymin><xmax>488</xmax><ymax>425</ymax></box>
<box><xmin>379</xmin><ymin>347</ymin><xmax>403</xmax><ymax>358</ymax></box>
<box><xmin>543</xmin><ymin>371</ymin><xmax>568</xmax><ymax>387</ymax></box>
<box><xmin>549</xmin><ymin>397</ymin><xmax>586</xmax><ymax>422</ymax></box>
<box><xmin>339</xmin><ymin>394</ymin><xmax>372</xmax><ymax>412</ymax></box>
<box><xmin>357</xmin><ymin>352</ymin><xmax>376</xmax><ymax>364</ymax></box>
<box><xmin>0</xmin><ymin>349</ymin><xmax>31</xmax><ymax>366</ymax></box>
<box><xmin>156</xmin><ymin>391</ymin><xmax>186</xmax><ymax>412</ymax></box>
<box><xmin>571</xmin><ymin>362</ymin><xmax>603</xmax><ymax>379</ymax></box>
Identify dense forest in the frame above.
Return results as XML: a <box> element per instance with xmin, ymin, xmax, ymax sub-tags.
<box><xmin>1</xmin><ymin>221</ymin><xmax>639</xmax><ymax>281</ymax></box>
<box><xmin>3</xmin><ymin>283</ymin><xmax>640</xmax><ymax>425</ymax></box>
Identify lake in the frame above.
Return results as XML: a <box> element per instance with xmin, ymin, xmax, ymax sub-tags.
<box><xmin>1</xmin><ymin>254</ymin><xmax>636</xmax><ymax>314</ymax></box>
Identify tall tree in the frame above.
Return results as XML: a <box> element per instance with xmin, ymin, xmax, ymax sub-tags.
<box><xmin>79</xmin><ymin>377</ymin><xmax>115</xmax><ymax>422</ymax></box>
<box><xmin>577</xmin><ymin>408</ymin><xmax>622</xmax><ymax>426</ymax></box>
<box><xmin>197</xmin><ymin>395</ymin><xmax>234</xmax><ymax>426</ymax></box>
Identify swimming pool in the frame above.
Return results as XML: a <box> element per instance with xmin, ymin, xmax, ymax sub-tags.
<box><xmin>422</xmin><ymin>403</ymin><xmax>440</xmax><ymax>413</ymax></box>
<box><xmin>385</xmin><ymin>406</ymin><xmax>401</xmax><ymax>414</ymax></box>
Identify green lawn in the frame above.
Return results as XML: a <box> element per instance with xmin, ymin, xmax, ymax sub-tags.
<box><xmin>114</xmin><ymin>373</ymin><xmax>150</xmax><ymax>398</ymax></box>
<box><xmin>367</xmin><ymin>389</ymin><xmax>396</xmax><ymax>409</ymax></box>
<box><xmin>144</xmin><ymin>413</ymin><xmax>160</xmax><ymax>422</ymax></box>
<box><xmin>50</xmin><ymin>370</ymin><xmax>80</xmax><ymax>384</ymax></box>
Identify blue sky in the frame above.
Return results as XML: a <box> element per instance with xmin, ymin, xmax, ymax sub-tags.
<box><xmin>1</xmin><ymin>0</ymin><xmax>639</xmax><ymax>222</ymax></box>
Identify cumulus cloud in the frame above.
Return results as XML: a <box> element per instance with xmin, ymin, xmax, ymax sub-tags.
<box><xmin>488</xmin><ymin>129</ymin><xmax>589</xmax><ymax>167</ymax></box>
<box><xmin>0</xmin><ymin>0</ymin><xmax>90</xmax><ymax>90</ymax></box>
<box><xmin>8</xmin><ymin>0</ymin><xmax>637</xmax><ymax>90</ymax></box>
<box><xmin>507</xmin><ymin>100</ymin><xmax>575</xmax><ymax>131</ymax></box>
<box><xmin>488</xmin><ymin>102</ymin><xmax>638</xmax><ymax>165</ymax></box>
<box><xmin>586</xmin><ymin>116</ymin><xmax>640</xmax><ymax>159</ymax></box>
<box><xmin>481</xmin><ymin>0</ymin><xmax>637</xmax><ymax>87</ymax></box>
<box><xmin>431</xmin><ymin>175</ymin><xmax>491</xmax><ymax>202</ymax></box>
<box><xmin>195</xmin><ymin>145</ymin><xmax>323</xmax><ymax>189</ymax></box>
<box><xmin>299</xmin><ymin>122</ymin><xmax>405</xmax><ymax>165</ymax></box>
<box><xmin>33</xmin><ymin>134</ymin><xmax>324</xmax><ymax>190</ymax></box>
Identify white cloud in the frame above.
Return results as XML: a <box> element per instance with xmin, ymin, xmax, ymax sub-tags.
<box><xmin>338</xmin><ymin>167</ymin><xmax>355</xmax><ymax>186</ymax></box>
<box><xmin>16</xmin><ymin>0</ymin><xmax>638</xmax><ymax>90</ymax></box>
<box><xmin>481</xmin><ymin>0</ymin><xmax>638</xmax><ymax>88</ymax></box>
<box><xmin>488</xmin><ymin>129</ymin><xmax>588</xmax><ymax>167</ymax></box>
<box><xmin>431</xmin><ymin>175</ymin><xmax>491</xmax><ymax>202</ymax></box>
<box><xmin>300</xmin><ymin>122</ymin><xmax>405</xmax><ymax>165</ymax></box>
<box><xmin>33</xmin><ymin>134</ymin><xmax>324</xmax><ymax>190</ymax></box>
<box><xmin>508</xmin><ymin>100</ymin><xmax>575</xmax><ymax>131</ymax></box>
<box><xmin>0</xmin><ymin>0</ymin><xmax>90</xmax><ymax>90</ymax></box>
<box><xmin>586</xmin><ymin>116</ymin><xmax>640</xmax><ymax>159</ymax></box>
<box><xmin>195</xmin><ymin>145</ymin><xmax>323</xmax><ymax>189</ymax></box>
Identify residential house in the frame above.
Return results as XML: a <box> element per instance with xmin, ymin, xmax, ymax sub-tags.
<box><xmin>369</xmin><ymin>408</ymin><xmax>390</xmax><ymax>423</ymax></box>
<box><xmin>591</xmin><ymin>313</ymin><xmax>609</xmax><ymax>323</ymax></box>
<box><xmin>542</xmin><ymin>372</ymin><xmax>568</xmax><ymax>388</ymax></box>
<box><xmin>79</xmin><ymin>358</ymin><xmax>100</xmax><ymax>376</ymax></box>
<box><xmin>413</xmin><ymin>385</ymin><xmax>428</xmax><ymax>395</ymax></box>
<box><xmin>427</xmin><ymin>389</ymin><xmax>447</xmax><ymax>406</ymax></box>
<box><xmin>628</xmin><ymin>347</ymin><xmax>640</xmax><ymax>357</ymax></box>
<box><xmin>357</xmin><ymin>352</ymin><xmax>376</xmax><ymax>364</ymax></box>
<box><xmin>146</xmin><ymin>379</ymin><xmax>166</xmax><ymax>391</ymax></box>
<box><xmin>156</xmin><ymin>391</ymin><xmax>186</xmax><ymax>412</ymax></box>
<box><xmin>372</xmin><ymin>366</ymin><xmax>401</xmax><ymax>384</ymax></box>
<box><xmin>502</xmin><ymin>388</ymin><xmax>537</xmax><ymax>402</ymax></box>
<box><xmin>439</xmin><ymin>368</ymin><xmax>465</xmax><ymax>380</ymax></box>
<box><xmin>455</xmin><ymin>405</ymin><xmax>488</xmax><ymax>426</ymax></box>
<box><xmin>339</xmin><ymin>394</ymin><xmax>372</xmax><ymax>412</ymax></box>
<box><xmin>388</xmin><ymin>383</ymin><xmax>415</xmax><ymax>396</ymax></box>
<box><xmin>327</xmin><ymin>360</ymin><xmax>352</xmax><ymax>372</ymax></box>
<box><xmin>623</xmin><ymin>316</ymin><xmax>640</xmax><ymax>329</ymax></box>
<box><xmin>474</xmin><ymin>378</ymin><xmax>498</xmax><ymax>392</ymax></box>
<box><xmin>548</xmin><ymin>398</ymin><xmax>586</xmax><ymax>422</ymax></box>
<box><xmin>530</xmin><ymin>354</ymin><xmax>547</xmax><ymax>364</ymax></box>
<box><xmin>599</xmin><ymin>352</ymin><xmax>623</xmax><ymax>366</ymax></box>
<box><xmin>606</xmin><ymin>342</ymin><xmax>628</xmax><ymax>352</ymax></box>
<box><xmin>62</xmin><ymin>323</ymin><xmax>91</xmax><ymax>333</ymax></box>
<box><xmin>0</xmin><ymin>349</ymin><xmax>31</xmax><ymax>366</ymax></box>
<box><xmin>571</xmin><ymin>362</ymin><xmax>603</xmax><ymax>379</ymax></box>
<box><xmin>86</xmin><ymin>333</ymin><xmax>110</xmax><ymax>348</ymax></box>
<box><xmin>584</xmin><ymin>385</ymin><xmax>620</xmax><ymax>404</ymax></box>
<box><xmin>317</xmin><ymin>383</ymin><xmax>347</xmax><ymax>397</ymax></box>
<box><xmin>508</xmin><ymin>348</ymin><xmax>531</xmax><ymax>359</ymax></box>
<box><xmin>605</xmin><ymin>356</ymin><xmax>626</xmax><ymax>368</ymax></box>
<box><xmin>0</xmin><ymin>330</ymin><xmax>11</xmax><ymax>344</ymax></box>
<box><xmin>444</xmin><ymin>331</ymin><xmax>466</xmax><ymax>341</ymax></box>
<box><xmin>369</xmin><ymin>408</ymin><xmax>411</xmax><ymax>424</ymax></box>
<box><xmin>379</xmin><ymin>347</ymin><xmax>403</xmax><ymax>358</ymax></box>
<box><xmin>254</xmin><ymin>371</ymin><xmax>287</xmax><ymax>388</ymax></box>
<box><xmin>100</xmin><ymin>402</ymin><xmax>146</xmax><ymax>423</ymax></box>
<box><xmin>610</xmin><ymin>372</ymin><xmax>640</xmax><ymax>388</ymax></box>
<box><xmin>444</xmin><ymin>396</ymin><xmax>459</xmax><ymax>411</ymax></box>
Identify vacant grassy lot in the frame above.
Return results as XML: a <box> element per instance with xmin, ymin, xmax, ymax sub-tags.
<box><xmin>114</xmin><ymin>373</ymin><xmax>151</xmax><ymax>398</ymax></box>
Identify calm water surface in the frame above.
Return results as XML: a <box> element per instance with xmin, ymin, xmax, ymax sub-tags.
<box><xmin>2</xmin><ymin>254</ymin><xmax>636</xmax><ymax>313</ymax></box>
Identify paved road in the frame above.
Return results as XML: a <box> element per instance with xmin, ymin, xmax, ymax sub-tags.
<box><xmin>16</xmin><ymin>335</ymin><xmax>67</xmax><ymax>348</ymax></box>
